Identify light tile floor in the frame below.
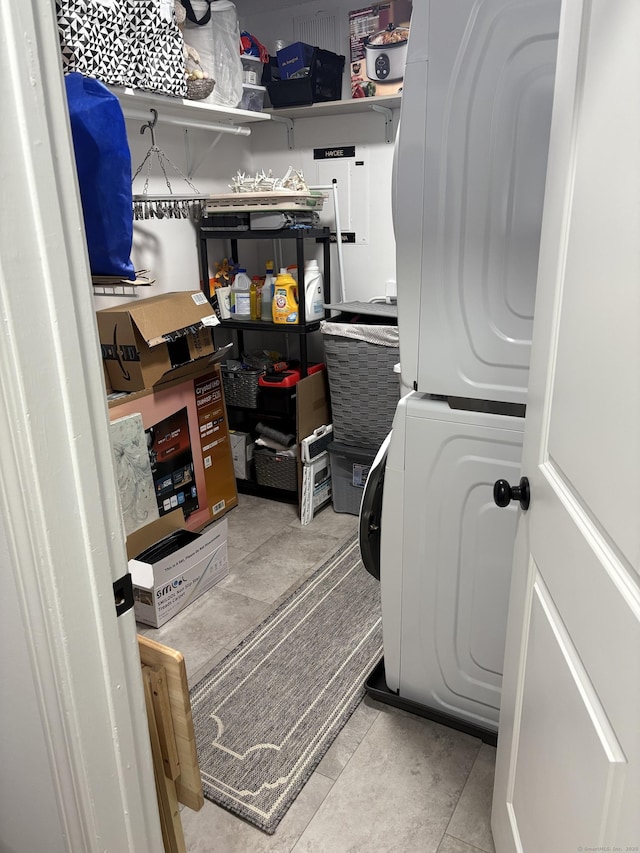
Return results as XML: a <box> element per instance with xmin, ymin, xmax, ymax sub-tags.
<box><xmin>138</xmin><ymin>494</ymin><xmax>496</xmax><ymax>853</ymax></box>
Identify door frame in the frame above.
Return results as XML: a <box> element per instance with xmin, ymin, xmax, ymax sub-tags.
<box><xmin>0</xmin><ymin>1</ymin><xmax>162</xmax><ymax>849</ymax></box>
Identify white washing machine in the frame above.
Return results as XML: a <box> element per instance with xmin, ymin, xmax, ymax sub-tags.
<box><xmin>362</xmin><ymin>396</ymin><xmax>523</xmax><ymax>737</ymax></box>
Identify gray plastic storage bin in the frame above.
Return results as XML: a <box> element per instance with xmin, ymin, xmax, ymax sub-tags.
<box><xmin>321</xmin><ymin>312</ymin><xmax>400</xmax><ymax>449</ymax></box>
<box><xmin>328</xmin><ymin>441</ymin><xmax>377</xmax><ymax>515</ymax></box>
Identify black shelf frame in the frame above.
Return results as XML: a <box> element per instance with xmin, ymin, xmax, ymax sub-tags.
<box><xmin>225</xmin><ymin>404</ymin><xmax>299</xmax><ymax>504</ymax></box>
<box><xmin>198</xmin><ymin>225</ymin><xmax>332</xmax><ymax>377</ymax></box>
<box><xmin>236</xmin><ymin>478</ymin><xmax>299</xmax><ymax>504</ymax></box>
<box><xmin>216</xmin><ymin>317</ymin><xmax>323</xmax><ymax>334</ymax></box>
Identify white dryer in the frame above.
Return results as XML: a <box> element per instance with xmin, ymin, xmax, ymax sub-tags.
<box><xmin>395</xmin><ymin>0</ymin><xmax>561</xmax><ymax>404</ymax></box>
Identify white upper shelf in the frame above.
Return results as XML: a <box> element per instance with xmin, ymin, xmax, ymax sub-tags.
<box><xmin>108</xmin><ymin>85</ymin><xmax>271</xmax><ymax>127</ymax></box>
<box><xmin>264</xmin><ymin>94</ymin><xmax>402</xmax><ymax>120</ymax></box>
<box><xmin>107</xmin><ymin>86</ymin><xmax>401</xmax><ymax>144</ymax></box>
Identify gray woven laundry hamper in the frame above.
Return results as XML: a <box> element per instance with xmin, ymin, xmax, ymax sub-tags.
<box><xmin>321</xmin><ymin>318</ymin><xmax>400</xmax><ymax>450</ymax></box>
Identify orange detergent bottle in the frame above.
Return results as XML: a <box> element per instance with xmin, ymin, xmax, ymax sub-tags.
<box><xmin>272</xmin><ymin>268</ymin><xmax>299</xmax><ymax>324</ymax></box>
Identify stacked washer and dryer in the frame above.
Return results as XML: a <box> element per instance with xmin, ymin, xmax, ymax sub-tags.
<box><xmin>360</xmin><ymin>0</ymin><xmax>562</xmax><ymax>741</ymax></box>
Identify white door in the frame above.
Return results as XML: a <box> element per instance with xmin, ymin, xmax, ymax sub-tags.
<box><xmin>0</xmin><ymin>3</ymin><xmax>162</xmax><ymax>849</ymax></box>
<box><xmin>492</xmin><ymin>0</ymin><xmax>640</xmax><ymax>849</ymax></box>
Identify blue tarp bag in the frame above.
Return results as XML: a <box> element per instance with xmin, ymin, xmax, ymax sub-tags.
<box><xmin>64</xmin><ymin>72</ymin><xmax>135</xmax><ymax>280</ymax></box>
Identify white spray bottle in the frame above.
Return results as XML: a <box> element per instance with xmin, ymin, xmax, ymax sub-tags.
<box><xmin>261</xmin><ymin>260</ymin><xmax>276</xmax><ymax>321</ymax></box>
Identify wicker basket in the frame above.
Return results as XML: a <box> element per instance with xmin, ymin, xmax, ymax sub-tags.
<box><xmin>221</xmin><ymin>365</ymin><xmax>263</xmax><ymax>408</ymax></box>
<box><xmin>254</xmin><ymin>447</ymin><xmax>298</xmax><ymax>492</ymax></box>
<box><xmin>322</xmin><ymin>334</ymin><xmax>400</xmax><ymax>449</ymax></box>
<box><xmin>186</xmin><ymin>78</ymin><xmax>215</xmax><ymax>101</ymax></box>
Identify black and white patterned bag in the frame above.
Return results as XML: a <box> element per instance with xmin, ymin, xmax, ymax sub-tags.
<box><xmin>56</xmin><ymin>0</ymin><xmax>186</xmax><ymax>98</ymax></box>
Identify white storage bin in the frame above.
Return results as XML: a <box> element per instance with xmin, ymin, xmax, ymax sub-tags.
<box><xmin>241</xmin><ymin>54</ymin><xmax>262</xmax><ymax>85</ymax></box>
<box><xmin>240</xmin><ymin>83</ymin><xmax>266</xmax><ymax>112</ymax></box>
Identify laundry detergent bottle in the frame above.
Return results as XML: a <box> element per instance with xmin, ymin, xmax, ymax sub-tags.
<box><xmin>303</xmin><ymin>259</ymin><xmax>324</xmax><ymax>321</ymax></box>
<box><xmin>231</xmin><ymin>268</ymin><xmax>251</xmax><ymax>316</ymax></box>
<box><xmin>272</xmin><ymin>268</ymin><xmax>299</xmax><ymax>324</ymax></box>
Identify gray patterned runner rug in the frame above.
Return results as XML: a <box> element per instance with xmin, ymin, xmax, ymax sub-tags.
<box><xmin>189</xmin><ymin>534</ymin><xmax>382</xmax><ymax>834</ymax></box>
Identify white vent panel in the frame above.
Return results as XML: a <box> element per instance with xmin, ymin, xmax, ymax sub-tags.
<box><xmin>294</xmin><ymin>13</ymin><xmax>339</xmax><ymax>54</ymax></box>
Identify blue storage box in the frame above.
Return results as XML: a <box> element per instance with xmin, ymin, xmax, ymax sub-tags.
<box><xmin>276</xmin><ymin>42</ymin><xmax>315</xmax><ymax>80</ymax></box>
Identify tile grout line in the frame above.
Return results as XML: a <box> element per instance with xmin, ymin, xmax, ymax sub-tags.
<box><xmin>438</xmin><ymin>834</ymin><xmax>492</xmax><ymax>853</ymax></box>
<box><xmin>222</xmin><ymin>537</ymin><xmax>347</xmax><ymax>596</ymax></box>
<box><xmin>288</xmin><ymin>775</ymin><xmax>340</xmax><ymax>853</ymax></box>
<box><xmin>312</xmin><ymin>698</ymin><xmax>382</xmax><ymax>783</ymax></box>
<box><xmin>439</xmin><ymin>741</ymin><xmax>488</xmax><ymax>852</ymax></box>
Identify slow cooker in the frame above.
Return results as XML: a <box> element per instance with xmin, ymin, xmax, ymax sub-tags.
<box><xmin>364</xmin><ymin>24</ymin><xmax>409</xmax><ymax>83</ymax></box>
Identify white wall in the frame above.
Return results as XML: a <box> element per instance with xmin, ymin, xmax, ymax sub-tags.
<box><xmin>249</xmin><ymin>113</ymin><xmax>397</xmax><ymax>304</ymax></box>
<box><xmin>93</xmin><ymin>0</ymin><xmax>399</xmax><ymax>379</ymax></box>
<box><xmin>236</xmin><ymin>0</ymin><xmax>355</xmax><ymax>85</ymax></box>
<box><xmin>93</xmin><ymin>0</ymin><xmax>399</xmax><ymax>314</ymax></box>
<box><xmin>0</xmin><ymin>514</ymin><xmax>66</xmax><ymax>853</ymax></box>
<box><xmin>236</xmin><ymin>0</ymin><xmax>399</xmax><ymax>302</ymax></box>
<box><xmin>95</xmin><ymin>113</ymin><xmax>397</xmax><ymax>312</ymax></box>
<box><xmin>93</xmin><ymin>119</ymin><xmax>255</xmax><ymax>312</ymax></box>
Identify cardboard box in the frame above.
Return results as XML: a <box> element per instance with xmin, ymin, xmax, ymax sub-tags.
<box><xmin>103</xmin><ymin>359</ymin><xmax>113</xmax><ymax>395</ymax></box>
<box><xmin>108</xmin><ymin>364</ymin><xmax>238</xmax><ymax>531</ymax></box>
<box><xmin>295</xmin><ymin>369</ymin><xmax>331</xmax><ymax>507</ymax></box>
<box><xmin>127</xmin><ymin>511</ymin><xmax>229</xmax><ymax>627</ymax></box>
<box><xmin>296</xmin><ymin>370</ymin><xmax>330</xmax><ymax>447</ymax></box>
<box><xmin>230</xmin><ymin>430</ymin><xmax>254</xmax><ymax>480</ymax></box>
<box><xmin>97</xmin><ymin>291</ymin><xmax>222</xmax><ymax>393</ymax></box>
<box><xmin>349</xmin><ymin>2</ymin><xmax>412</xmax><ymax>99</ymax></box>
<box><xmin>276</xmin><ymin>42</ymin><xmax>315</xmax><ymax>80</ymax></box>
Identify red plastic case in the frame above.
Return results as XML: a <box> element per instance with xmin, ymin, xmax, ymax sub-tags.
<box><xmin>257</xmin><ymin>364</ymin><xmax>325</xmax><ymax>418</ymax></box>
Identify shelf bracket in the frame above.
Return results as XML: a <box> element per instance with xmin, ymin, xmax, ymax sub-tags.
<box><xmin>269</xmin><ymin>114</ymin><xmax>295</xmax><ymax>150</ymax></box>
<box><xmin>92</xmin><ymin>284</ymin><xmax>140</xmax><ymax>298</ymax></box>
<box><xmin>371</xmin><ymin>104</ymin><xmax>394</xmax><ymax>144</ymax></box>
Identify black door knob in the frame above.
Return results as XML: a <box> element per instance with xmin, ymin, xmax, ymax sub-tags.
<box><xmin>493</xmin><ymin>477</ymin><xmax>530</xmax><ymax>511</ymax></box>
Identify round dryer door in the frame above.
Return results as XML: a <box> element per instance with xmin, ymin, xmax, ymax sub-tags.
<box><xmin>358</xmin><ymin>432</ymin><xmax>391</xmax><ymax>581</ymax></box>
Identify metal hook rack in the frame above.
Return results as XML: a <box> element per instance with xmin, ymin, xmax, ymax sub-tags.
<box><xmin>140</xmin><ymin>108</ymin><xmax>159</xmax><ymax>145</ymax></box>
<box><xmin>140</xmin><ymin>107</ymin><xmax>155</xmax><ymax>141</ymax></box>
<box><xmin>132</xmin><ymin>108</ymin><xmax>203</xmax><ymax>220</ymax></box>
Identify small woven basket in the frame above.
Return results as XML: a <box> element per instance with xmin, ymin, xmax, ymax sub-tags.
<box><xmin>254</xmin><ymin>448</ymin><xmax>298</xmax><ymax>492</ymax></box>
<box><xmin>186</xmin><ymin>78</ymin><xmax>215</xmax><ymax>101</ymax></box>
<box><xmin>221</xmin><ymin>365</ymin><xmax>263</xmax><ymax>408</ymax></box>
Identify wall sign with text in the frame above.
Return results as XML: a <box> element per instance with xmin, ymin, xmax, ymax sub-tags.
<box><xmin>313</xmin><ymin>146</ymin><xmax>356</xmax><ymax>160</ymax></box>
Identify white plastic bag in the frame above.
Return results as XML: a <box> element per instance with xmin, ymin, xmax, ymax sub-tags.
<box><xmin>182</xmin><ymin>0</ymin><xmax>243</xmax><ymax>107</ymax></box>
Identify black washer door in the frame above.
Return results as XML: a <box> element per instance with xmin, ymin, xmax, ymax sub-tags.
<box><xmin>359</xmin><ymin>432</ymin><xmax>391</xmax><ymax>581</ymax></box>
